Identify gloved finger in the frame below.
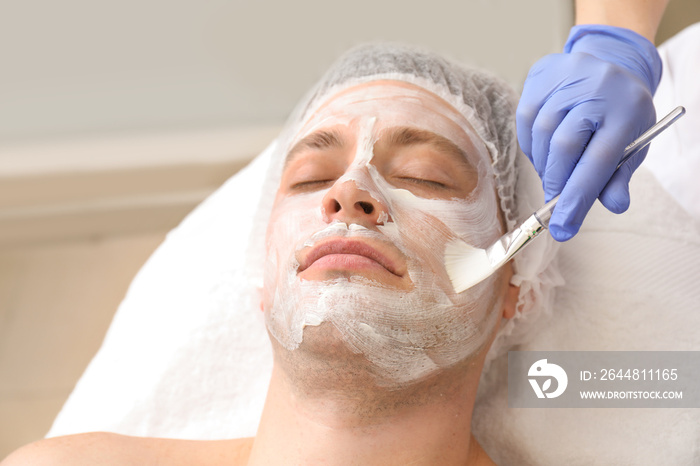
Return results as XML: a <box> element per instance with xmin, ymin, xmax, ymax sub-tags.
<box><xmin>594</xmin><ymin>100</ymin><xmax>654</xmax><ymax>213</ymax></box>
<box><xmin>543</xmin><ymin>104</ymin><xmax>598</xmax><ymax>201</ymax></box>
<box><xmin>516</xmin><ymin>93</ymin><xmax>539</xmax><ymax>164</ymax></box>
<box><xmin>598</xmin><ymin>145</ymin><xmax>649</xmax><ymax>213</ymax></box>
<box><xmin>548</xmin><ymin>126</ymin><xmax>623</xmax><ymax>241</ymax></box>
<box><xmin>548</xmin><ymin>175</ymin><xmax>599</xmax><ymax>242</ymax></box>
<box><xmin>516</xmin><ymin>55</ymin><xmax>560</xmax><ymax>162</ymax></box>
<box><xmin>529</xmin><ymin>93</ymin><xmax>571</xmax><ymax>180</ymax></box>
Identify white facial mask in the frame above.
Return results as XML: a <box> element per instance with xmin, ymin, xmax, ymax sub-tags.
<box><xmin>263</xmin><ymin>81</ymin><xmax>505</xmax><ymax>387</ymax></box>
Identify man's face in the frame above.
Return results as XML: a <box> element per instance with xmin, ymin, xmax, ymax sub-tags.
<box><xmin>263</xmin><ymin>80</ymin><xmax>507</xmax><ymax>386</ymax></box>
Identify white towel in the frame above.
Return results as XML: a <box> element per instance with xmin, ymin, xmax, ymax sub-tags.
<box><xmin>472</xmin><ymin>167</ymin><xmax>700</xmax><ymax>465</ymax></box>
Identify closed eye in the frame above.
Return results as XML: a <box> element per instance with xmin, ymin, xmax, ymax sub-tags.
<box><xmin>290</xmin><ymin>179</ymin><xmax>335</xmax><ymax>191</ymax></box>
<box><xmin>396</xmin><ymin>177</ymin><xmax>449</xmax><ymax>189</ymax></box>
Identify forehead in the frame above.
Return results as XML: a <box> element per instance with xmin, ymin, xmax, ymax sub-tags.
<box><xmin>291</xmin><ymin>80</ymin><xmax>487</xmax><ymax>163</ymax></box>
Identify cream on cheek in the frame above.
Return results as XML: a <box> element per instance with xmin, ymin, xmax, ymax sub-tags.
<box><xmin>264</xmin><ymin>88</ymin><xmax>504</xmax><ymax>386</ymax></box>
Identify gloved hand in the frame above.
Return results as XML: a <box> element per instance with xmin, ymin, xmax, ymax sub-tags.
<box><xmin>517</xmin><ymin>25</ymin><xmax>662</xmax><ymax>241</ymax></box>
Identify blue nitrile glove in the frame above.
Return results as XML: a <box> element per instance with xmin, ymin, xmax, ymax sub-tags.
<box><xmin>517</xmin><ymin>25</ymin><xmax>662</xmax><ymax>241</ymax></box>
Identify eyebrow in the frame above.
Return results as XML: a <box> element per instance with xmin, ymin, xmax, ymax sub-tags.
<box><xmin>284</xmin><ymin>129</ymin><xmax>346</xmax><ymax>168</ymax></box>
<box><xmin>384</xmin><ymin>126</ymin><xmax>474</xmax><ymax>168</ymax></box>
<box><xmin>283</xmin><ymin>126</ymin><xmax>476</xmax><ymax>171</ymax></box>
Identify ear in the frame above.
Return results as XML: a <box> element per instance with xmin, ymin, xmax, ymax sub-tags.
<box><xmin>502</xmin><ymin>284</ymin><xmax>520</xmax><ymax>320</ymax></box>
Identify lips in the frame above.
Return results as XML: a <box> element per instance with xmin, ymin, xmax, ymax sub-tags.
<box><xmin>298</xmin><ymin>238</ymin><xmax>405</xmax><ymax>277</ymax></box>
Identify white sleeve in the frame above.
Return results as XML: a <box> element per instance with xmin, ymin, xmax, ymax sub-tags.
<box><xmin>644</xmin><ymin>22</ymin><xmax>700</xmax><ymax>222</ymax></box>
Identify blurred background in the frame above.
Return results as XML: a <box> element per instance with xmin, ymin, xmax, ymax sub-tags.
<box><xmin>1</xmin><ymin>0</ymin><xmax>698</xmax><ymax>458</ymax></box>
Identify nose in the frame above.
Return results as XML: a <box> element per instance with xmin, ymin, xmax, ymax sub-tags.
<box><xmin>322</xmin><ymin>179</ymin><xmax>390</xmax><ymax>225</ymax></box>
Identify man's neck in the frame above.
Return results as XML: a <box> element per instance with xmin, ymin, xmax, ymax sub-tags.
<box><xmin>247</xmin><ymin>364</ymin><xmax>495</xmax><ymax>466</ymax></box>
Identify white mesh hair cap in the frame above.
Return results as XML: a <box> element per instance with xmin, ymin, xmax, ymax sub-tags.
<box><xmin>247</xmin><ymin>43</ymin><xmax>563</xmax><ymax>366</ymax></box>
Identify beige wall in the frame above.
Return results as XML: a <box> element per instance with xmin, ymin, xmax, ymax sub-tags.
<box><xmin>657</xmin><ymin>0</ymin><xmax>700</xmax><ymax>44</ymax></box>
<box><xmin>0</xmin><ymin>0</ymin><xmax>572</xmax><ymax>145</ymax></box>
<box><xmin>0</xmin><ymin>233</ymin><xmax>165</xmax><ymax>457</ymax></box>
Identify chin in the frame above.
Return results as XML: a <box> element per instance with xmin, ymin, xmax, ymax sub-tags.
<box><xmin>299</xmin><ymin>321</ymin><xmax>358</xmax><ymax>356</ymax></box>
<box><xmin>271</xmin><ymin>321</ymin><xmax>387</xmax><ymax>391</ymax></box>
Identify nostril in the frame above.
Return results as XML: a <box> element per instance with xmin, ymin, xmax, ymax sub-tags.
<box><xmin>332</xmin><ymin>200</ymin><xmax>341</xmax><ymax>213</ymax></box>
<box><xmin>357</xmin><ymin>201</ymin><xmax>374</xmax><ymax>215</ymax></box>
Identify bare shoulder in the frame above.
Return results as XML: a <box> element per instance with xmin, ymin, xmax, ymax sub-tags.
<box><xmin>1</xmin><ymin>433</ymin><xmax>130</xmax><ymax>466</ymax></box>
<box><xmin>1</xmin><ymin>433</ymin><xmax>254</xmax><ymax>466</ymax></box>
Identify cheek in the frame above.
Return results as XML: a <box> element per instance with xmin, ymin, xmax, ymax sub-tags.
<box><xmin>264</xmin><ymin>192</ymin><xmax>328</xmax><ymax>288</ymax></box>
<box><xmin>379</xmin><ymin>184</ymin><xmax>503</xmax><ymax>312</ymax></box>
<box><xmin>391</xmin><ymin>210</ymin><xmax>455</xmax><ymax>281</ymax></box>
<box><xmin>367</xmin><ymin>158</ymin><xmax>502</xmax><ymax>249</ymax></box>
<box><xmin>268</xmin><ymin>193</ymin><xmax>326</xmax><ymax>245</ymax></box>
<box><xmin>381</xmin><ymin>191</ymin><xmax>502</xmax><ymax>265</ymax></box>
